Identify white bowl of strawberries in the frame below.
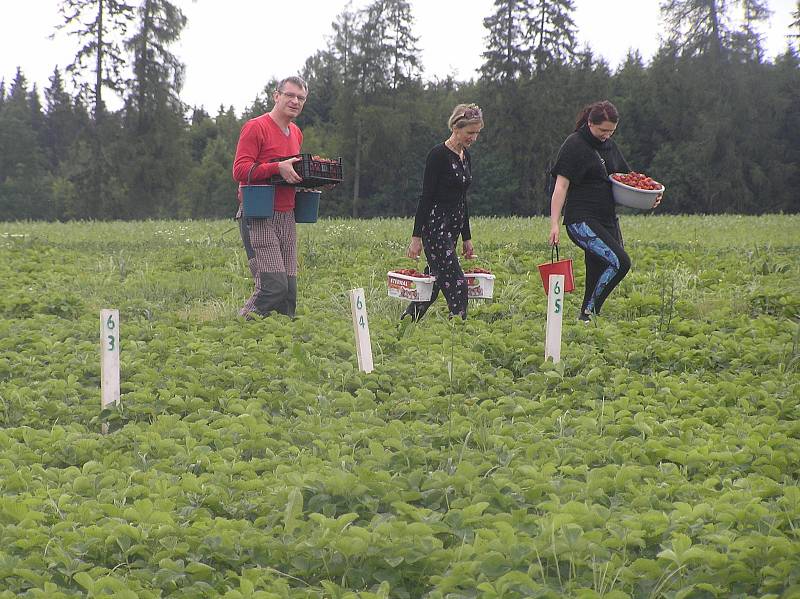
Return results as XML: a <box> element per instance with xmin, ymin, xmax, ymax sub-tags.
<box><xmin>609</xmin><ymin>172</ymin><xmax>664</xmax><ymax>210</ymax></box>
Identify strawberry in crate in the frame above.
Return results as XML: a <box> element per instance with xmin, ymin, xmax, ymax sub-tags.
<box><xmin>392</xmin><ymin>268</ymin><xmax>427</xmax><ymax>277</ymax></box>
<box><xmin>268</xmin><ymin>153</ymin><xmax>343</xmax><ymax>187</ymax></box>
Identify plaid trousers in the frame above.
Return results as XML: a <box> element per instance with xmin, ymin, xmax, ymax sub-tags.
<box><xmin>238</xmin><ymin>208</ymin><xmax>297</xmax><ymax>317</ymax></box>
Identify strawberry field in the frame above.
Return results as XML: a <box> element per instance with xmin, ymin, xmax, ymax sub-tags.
<box><xmin>1</xmin><ymin>215</ymin><xmax>798</xmax><ymax>598</ymax></box>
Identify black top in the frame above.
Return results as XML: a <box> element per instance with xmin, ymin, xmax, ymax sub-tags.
<box><xmin>412</xmin><ymin>143</ymin><xmax>472</xmax><ymax>240</ymax></box>
<box><xmin>550</xmin><ymin>124</ymin><xmax>630</xmax><ymax>225</ymax></box>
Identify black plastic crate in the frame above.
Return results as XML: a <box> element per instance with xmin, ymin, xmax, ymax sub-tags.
<box><xmin>268</xmin><ymin>154</ymin><xmax>343</xmax><ymax>187</ymax></box>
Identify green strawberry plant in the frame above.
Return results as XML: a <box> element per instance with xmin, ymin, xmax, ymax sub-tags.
<box><xmin>0</xmin><ymin>215</ymin><xmax>797</xmax><ymax>596</ymax></box>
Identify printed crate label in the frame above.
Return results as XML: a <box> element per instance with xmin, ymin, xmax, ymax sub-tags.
<box><xmin>387</xmin><ymin>272</ymin><xmax>435</xmax><ymax>302</ymax></box>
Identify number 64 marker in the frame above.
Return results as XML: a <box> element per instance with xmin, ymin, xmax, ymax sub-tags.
<box><xmin>349</xmin><ymin>289</ymin><xmax>374</xmax><ymax>373</ymax></box>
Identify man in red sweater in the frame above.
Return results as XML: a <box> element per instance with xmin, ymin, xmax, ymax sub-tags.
<box><xmin>232</xmin><ymin>76</ymin><xmax>307</xmax><ymax>318</ymax></box>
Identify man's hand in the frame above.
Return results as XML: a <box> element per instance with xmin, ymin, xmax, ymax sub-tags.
<box><xmin>278</xmin><ymin>157</ymin><xmax>303</xmax><ymax>184</ymax></box>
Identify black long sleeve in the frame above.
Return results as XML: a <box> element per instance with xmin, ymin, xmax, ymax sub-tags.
<box><xmin>412</xmin><ymin>143</ymin><xmax>472</xmax><ymax>240</ymax></box>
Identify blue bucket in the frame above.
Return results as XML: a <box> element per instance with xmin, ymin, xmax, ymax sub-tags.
<box><xmin>242</xmin><ymin>184</ymin><xmax>274</xmax><ymax>218</ymax></box>
<box><xmin>294</xmin><ymin>191</ymin><xmax>321</xmax><ymax>223</ymax></box>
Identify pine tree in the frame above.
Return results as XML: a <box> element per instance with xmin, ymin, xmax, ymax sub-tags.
<box><xmin>730</xmin><ymin>0</ymin><xmax>771</xmax><ymax>62</ymax></box>
<box><xmin>178</xmin><ymin>106</ymin><xmax>241</xmax><ymax>218</ymax></box>
<box><xmin>28</xmin><ymin>85</ymin><xmax>45</xmax><ymax>139</ymax></box>
<box><xmin>56</xmin><ymin>0</ymin><xmax>135</xmax><ymax>119</ymax></box>
<box><xmin>660</xmin><ymin>0</ymin><xmax>769</xmax><ymax>61</ymax></box>
<box><xmin>125</xmin><ymin>0</ymin><xmax>186</xmax><ymax>126</ymax></box>
<box><xmin>301</xmin><ymin>50</ymin><xmax>339</xmax><ymax>125</ymax></box>
<box><xmin>121</xmin><ymin>0</ymin><xmax>189</xmax><ymax>218</ymax></box>
<box><xmin>770</xmin><ymin>47</ymin><xmax>800</xmax><ymax>211</ymax></box>
<box><xmin>353</xmin><ymin>0</ymin><xmax>418</xmax><ymax>96</ymax></box>
<box><xmin>481</xmin><ymin>0</ymin><xmax>533</xmax><ymax>80</ymax></box>
<box><xmin>382</xmin><ymin>0</ymin><xmax>422</xmax><ymax>91</ymax></box>
<box><xmin>0</xmin><ymin>70</ymin><xmax>45</xmax><ymax>183</ymax></box>
<box><xmin>42</xmin><ymin>68</ymin><xmax>89</xmax><ymax>218</ymax></box>
<box><xmin>43</xmin><ymin>68</ymin><xmax>84</xmax><ymax>170</ymax></box>
<box><xmin>0</xmin><ymin>69</ymin><xmax>51</xmax><ymax>219</ymax></box>
<box><xmin>330</xmin><ymin>0</ymin><xmax>422</xmax><ymax>216</ymax></box>
<box><xmin>610</xmin><ymin>51</ymin><xmax>656</xmax><ymax>169</ymax></box>
<box><xmin>55</xmin><ymin>0</ymin><xmax>135</xmax><ymax>219</ymax></box>
<box><xmin>481</xmin><ymin>1</ymin><xmax>577</xmax><ymax>77</ymax></box>
<box><xmin>528</xmin><ymin>0</ymin><xmax>578</xmax><ymax>72</ymax></box>
<box><xmin>330</xmin><ymin>5</ymin><xmax>362</xmax><ymax>87</ymax></box>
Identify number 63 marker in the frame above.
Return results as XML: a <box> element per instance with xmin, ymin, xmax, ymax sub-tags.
<box><xmin>100</xmin><ymin>309</ymin><xmax>120</xmax><ymax>409</ymax></box>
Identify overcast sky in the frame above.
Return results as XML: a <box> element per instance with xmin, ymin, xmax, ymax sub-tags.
<box><xmin>1</xmin><ymin>0</ymin><xmax>796</xmax><ymax>114</ymax></box>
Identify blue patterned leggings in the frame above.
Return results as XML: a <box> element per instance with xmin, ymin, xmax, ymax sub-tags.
<box><xmin>566</xmin><ymin>219</ymin><xmax>631</xmax><ymax>315</ymax></box>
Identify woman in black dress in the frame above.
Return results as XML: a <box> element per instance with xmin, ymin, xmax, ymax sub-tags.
<box><xmin>402</xmin><ymin>104</ymin><xmax>484</xmax><ymax>321</ymax></box>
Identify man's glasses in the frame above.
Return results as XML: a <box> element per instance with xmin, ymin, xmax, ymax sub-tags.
<box><xmin>277</xmin><ymin>90</ymin><xmax>307</xmax><ymax>103</ymax></box>
<box><xmin>454</xmin><ymin>106</ymin><xmax>482</xmax><ymax>123</ymax></box>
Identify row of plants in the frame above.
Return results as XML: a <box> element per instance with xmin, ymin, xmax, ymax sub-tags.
<box><xmin>0</xmin><ymin>215</ymin><xmax>798</xmax><ymax>597</ymax></box>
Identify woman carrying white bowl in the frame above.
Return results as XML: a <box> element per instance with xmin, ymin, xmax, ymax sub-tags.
<box><xmin>548</xmin><ymin>100</ymin><xmax>661</xmax><ymax>322</ymax></box>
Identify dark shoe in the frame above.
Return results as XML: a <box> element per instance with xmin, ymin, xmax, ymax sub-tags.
<box><xmin>578</xmin><ymin>309</ymin><xmax>592</xmax><ymax>323</ymax></box>
<box><xmin>401</xmin><ymin>303</ymin><xmax>429</xmax><ymax>322</ymax></box>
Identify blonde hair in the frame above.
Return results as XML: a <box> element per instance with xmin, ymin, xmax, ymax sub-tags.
<box><xmin>448</xmin><ymin>103</ymin><xmax>484</xmax><ymax>130</ymax></box>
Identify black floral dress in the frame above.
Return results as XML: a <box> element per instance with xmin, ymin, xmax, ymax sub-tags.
<box><xmin>407</xmin><ymin>143</ymin><xmax>473</xmax><ymax>320</ymax></box>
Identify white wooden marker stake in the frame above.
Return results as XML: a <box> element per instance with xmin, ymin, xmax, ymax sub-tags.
<box><xmin>100</xmin><ymin>309</ymin><xmax>120</xmax><ymax>411</ymax></box>
<box><xmin>544</xmin><ymin>274</ymin><xmax>565</xmax><ymax>363</ymax></box>
<box><xmin>349</xmin><ymin>288</ymin><xmax>374</xmax><ymax>373</ymax></box>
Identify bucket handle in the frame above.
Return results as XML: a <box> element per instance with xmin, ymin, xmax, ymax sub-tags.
<box><xmin>246</xmin><ymin>162</ymin><xmax>260</xmax><ymax>185</ymax></box>
<box><xmin>551</xmin><ymin>244</ymin><xmax>560</xmax><ymax>263</ymax></box>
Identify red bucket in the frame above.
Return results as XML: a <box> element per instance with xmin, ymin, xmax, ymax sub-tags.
<box><xmin>538</xmin><ymin>245</ymin><xmax>575</xmax><ymax>295</ymax></box>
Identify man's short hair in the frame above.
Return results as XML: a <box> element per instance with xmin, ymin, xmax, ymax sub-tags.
<box><xmin>277</xmin><ymin>76</ymin><xmax>308</xmax><ymax>94</ymax></box>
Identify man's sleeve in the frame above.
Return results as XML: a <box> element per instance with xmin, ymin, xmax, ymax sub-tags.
<box><xmin>232</xmin><ymin>120</ymin><xmax>280</xmax><ymax>183</ymax></box>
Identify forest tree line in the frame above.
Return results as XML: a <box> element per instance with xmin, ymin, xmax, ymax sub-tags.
<box><xmin>1</xmin><ymin>0</ymin><xmax>798</xmax><ymax>221</ymax></box>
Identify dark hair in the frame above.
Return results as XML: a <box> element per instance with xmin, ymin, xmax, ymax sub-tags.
<box><xmin>574</xmin><ymin>100</ymin><xmax>619</xmax><ymax>131</ymax></box>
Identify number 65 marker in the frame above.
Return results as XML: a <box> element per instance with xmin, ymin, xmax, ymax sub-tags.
<box><xmin>545</xmin><ymin>275</ymin><xmax>564</xmax><ymax>363</ymax></box>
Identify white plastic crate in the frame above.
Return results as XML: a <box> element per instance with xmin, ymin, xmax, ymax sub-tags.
<box><xmin>387</xmin><ymin>271</ymin><xmax>436</xmax><ymax>302</ymax></box>
<box><xmin>465</xmin><ymin>272</ymin><xmax>496</xmax><ymax>299</ymax></box>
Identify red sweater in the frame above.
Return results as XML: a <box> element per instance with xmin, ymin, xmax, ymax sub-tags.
<box><xmin>232</xmin><ymin>114</ymin><xmax>303</xmax><ymax>212</ymax></box>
